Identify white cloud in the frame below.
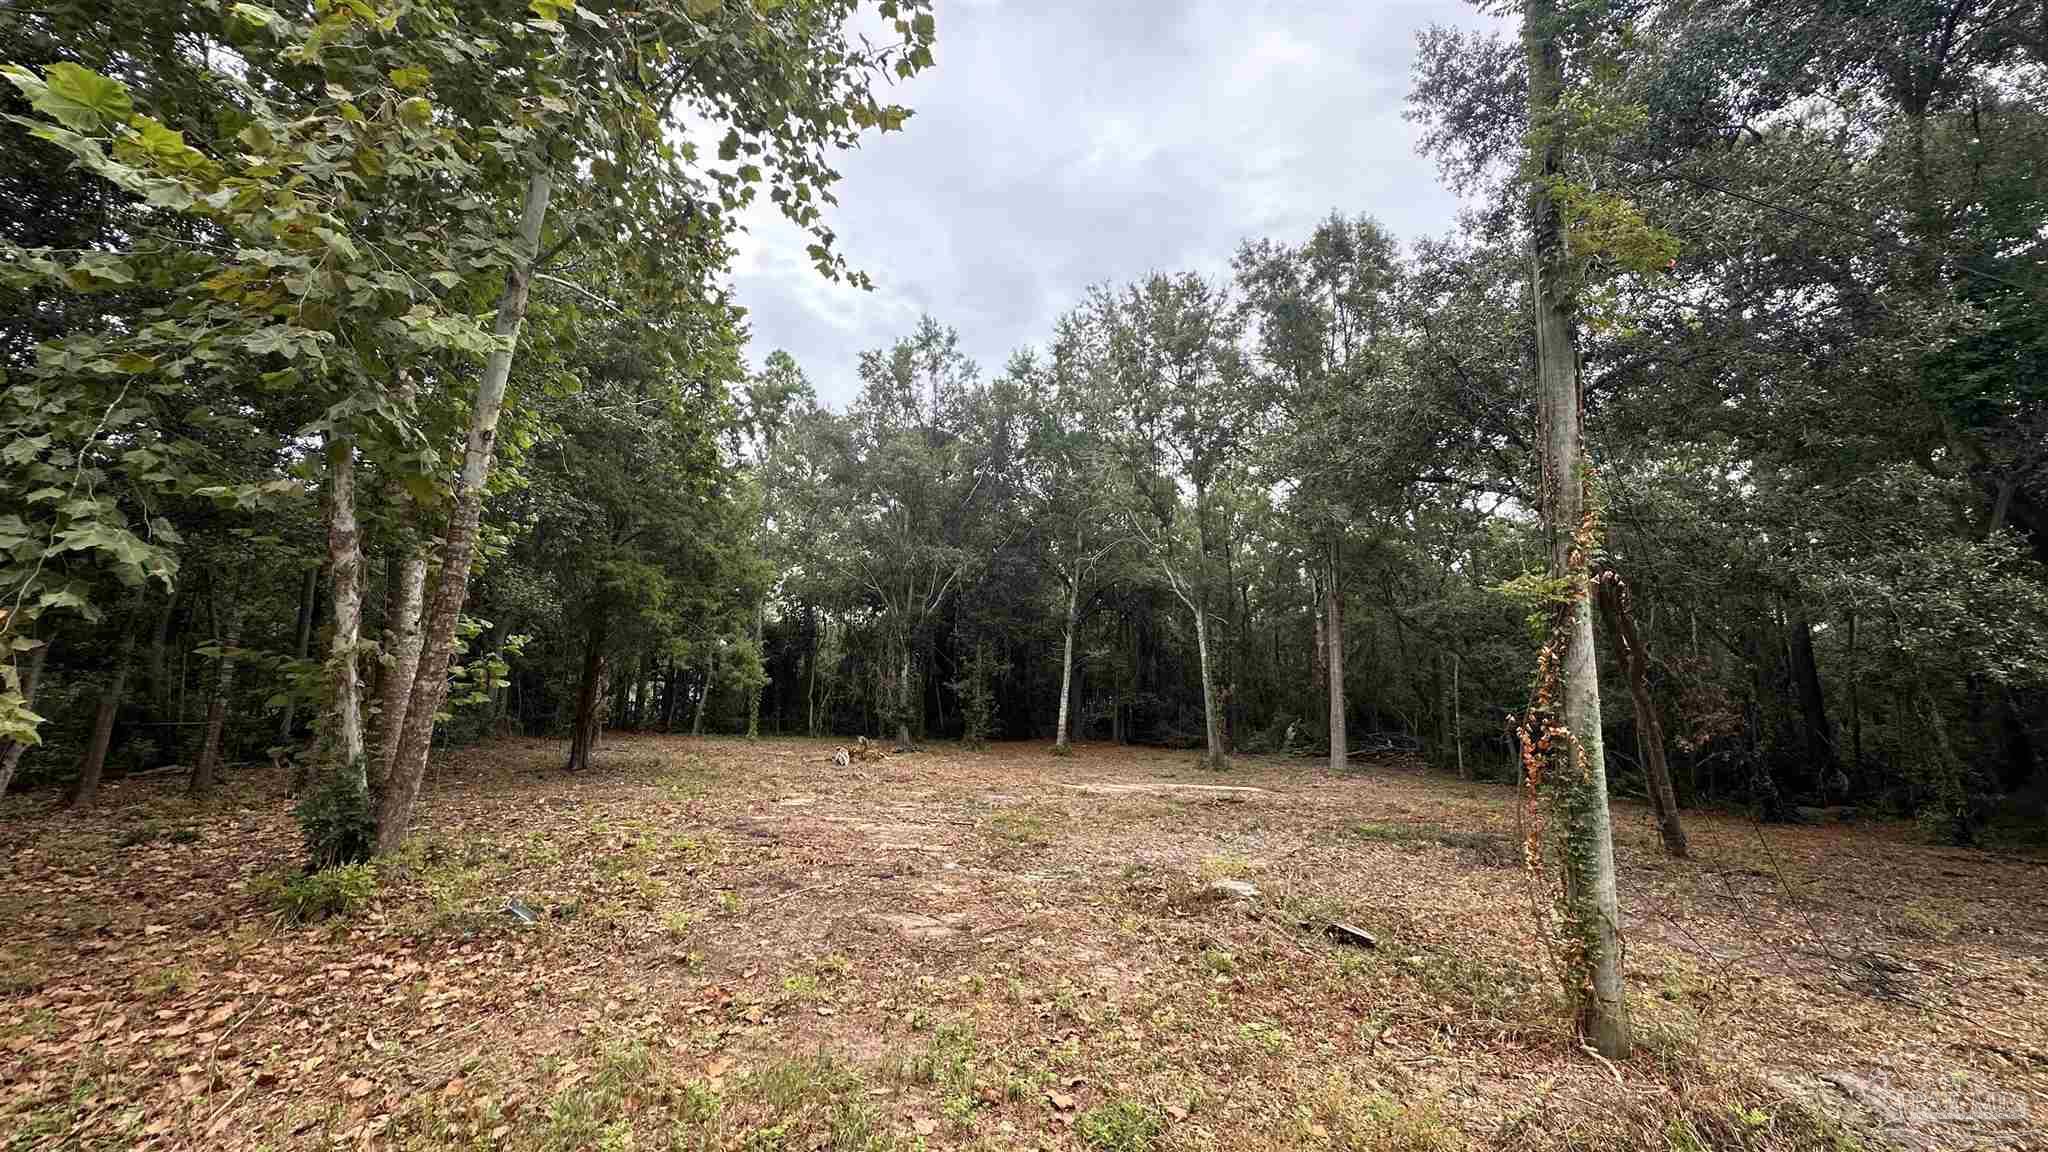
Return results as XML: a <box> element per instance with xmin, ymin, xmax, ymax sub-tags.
<box><xmin>726</xmin><ymin>0</ymin><xmax>1500</xmax><ymax>406</ymax></box>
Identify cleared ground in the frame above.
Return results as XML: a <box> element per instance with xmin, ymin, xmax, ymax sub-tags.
<box><xmin>2</xmin><ymin>736</ymin><xmax>2043</xmax><ymax>1150</ymax></box>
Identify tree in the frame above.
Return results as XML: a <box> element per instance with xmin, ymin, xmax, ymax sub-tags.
<box><xmin>1096</xmin><ymin>274</ymin><xmax>1252</xmax><ymax>769</ymax></box>
<box><xmin>1236</xmin><ymin>213</ymin><xmax>1406</xmax><ymax>772</ymax></box>
<box><xmin>1517</xmin><ymin>0</ymin><xmax>1632</xmax><ymax>1059</ymax></box>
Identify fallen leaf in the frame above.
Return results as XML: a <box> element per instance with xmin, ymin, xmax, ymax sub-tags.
<box><xmin>1047</xmin><ymin>1090</ymin><xmax>1076</xmax><ymax>1111</ymax></box>
<box><xmin>913</xmin><ymin>1118</ymin><xmax>938</xmax><ymax>1135</ymax></box>
<box><xmin>345</xmin><ymin>1077</ymin><xmax>374</xmax><ymax>1099</ymax></box>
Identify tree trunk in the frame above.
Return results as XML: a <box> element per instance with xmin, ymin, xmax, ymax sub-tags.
<box><xmin>567</xmin><ymin>622</ymin><xmax>605</xmax><ymax>772</ymax></box>
<box><xmin>1597</xmin><ymin>580</ymin><xmax>1687</xmax><ymax>857</ymax></box>
<box><xmin>373</xmin><ymin>550</ymin><xmax>426</xmax><ymax>785</ymax></box>
<box><xmin>694</xmin><ymin>647</ymin><xmax>714</xmax><ymax>737</ymax></box>
<box><xmin>748</xmin><ymin>601</ymin><xmax>764</xmax><ymax>739</ymax></box>
<box><xmin>1326</xmin><ymin>544</ymin><xmax>1346</xmax><ymax>774</ymax></box>
<box><xmin>72</xmin><ymin>629</ymin><xmax>136</xmax><ymax>809</ymax></box>
<box><xmin>1193</xmin><ymin>606</ymin><xmax>1225</xmax><ymax>769</ymax></box>
<box><xmin>1452</xmin><ymin>651</ymin><xmax>1466</xmax><ymax>780</ymax></box>
<box><xmin>1056</xmin><ymin>571</ymin><xmax>1080</xmax><ymax>750</ymax></box>
<box><xmin>376</xmin><ymin>165</ymin><xmax>553</xmax><ymax>857</ymax></box>
<box><xmin>278</xmin><ymin>565</ymin><xmax>316</xmax><ymax>742</ymax></box>
<box><xmin>148</xmin><ymin>584</ymin><xmax>180</xmax><ymax>717</ymax></box>
<box><xmin>0</xmin><ymin>640</ymin><xmax>51</xmax><ymax>795</ymax></box>
<box><xmin>191</xmin><ymin>608</ymin><xmax>240</xmax><ymax>795</ymax></box>
<box><xmin>322</xmin><ymin>436</ymin><xmax>367</xmax><ymax>786</ymax></box>
<box><xmin>1846</xmin><ymin>609</ymin><xmax>1862</xmax><ymax>773</ymax></box>
<box><xmin>1526</xmin><ymin>0</ymin><xmax>1629</xmax><ymax>1056</ymax></box>
<box><xmin>893</xmin><ymin>648</ymin><xmax>913</xmax><ymax>749</ymax></box>
<box><xmin>1786</xmin><ymin>605</ymin><xmax>1836</xmax><ymax>789</ymax></box>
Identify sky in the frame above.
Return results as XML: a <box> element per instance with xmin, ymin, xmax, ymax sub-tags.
<box><xmin>727</xmin><ymin>0</ymin><xmax>1498</xmax><ymax>408</ymax></box>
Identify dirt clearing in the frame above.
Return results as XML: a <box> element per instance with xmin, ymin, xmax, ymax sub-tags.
<box><xmin>3</xmin><ymin>737</ymin><xmax>2043</xmax><ymax>1150</ymax></box>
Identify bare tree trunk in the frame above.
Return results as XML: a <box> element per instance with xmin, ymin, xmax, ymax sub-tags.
<box><xmin>1452</xmin><ymin>652</ymin><xmax>1467</xmax><ymax>779</ymax></box>
<box><xmin>1787</xmin><ymin>605</ymin><xmax>1836</xmax><ymax>790</ymax></box>
<box><xmin>1846</xmin><ymin>610</ymin><xmax>1862</xmax><ymax>773</ymax></box>
<box><xmin>1326</xmin><ymin>544</ymin><xmax>1346</xmax><ymax>774</ymax></box>
<box><xmin>1598</xmin><ymin>580</ymin><xmax>1687</xmax><ymax>857</ymax></box>
<box><xmin>748</xmin><ymin>601</ymin><xmax>765</xmax><ymax>738</ymax></box>
<box><xmin>278</xmin><ymin>566</ymin><xmax>316</xmax><ymax>742</ymax></box>
<box><xmin>372</xmin><ymin>550</ymin><xmax>426</xmax><ymax>787</ymax></box>
<box><xmin>372</xmin><ymin>365</ymin><xmax>427</xmax><ymax>780</ymax></box>
<box><xmin>1193</xmin><ymin>607</ymin><xmax>1225</xmax><ymax>769</ymax></box>
<box><xmin>322</xmin><ymin>437</ymin><xmax>367</xmax><ymax>785</ymax></box>
<box><xmin>0</xmin><ymin>640</ymin><xmax>50</xmax><ymax>794</ymax></box>
<box><xmin>694</xmin><ymin>648</ymin><xmax>714</xmax><ymax>737</ymax></box>
<box><xmin>73</xmin><ymin>629</ymin><xmax>137</xmax><ymax>809</ymax></box>
<box><xmin>148</xmin><ymin>585</ymin><xmax>180</xmax><ymax>717</ymax></box>
<box><xmin>191</xmin><ymin>608</ymin><xmax>240</xmax><ymax>795</ymax></box>
<box><xmin>1056</xmin><ymin>570</ymin><xmax>1080</xmax><ymax>751</ymax></box>
<box><xmin>567</xmin><ymin>622</ymin><xmax>605</xmax><ymax>771</ymax></box>
<box><xmin>1527</xmin><ymin>0</ymin><xmax>1629</xmax><ymax>1056</ymax></box>
<box><xmin>893</xmin><ymin>648</ymin><xmax>913</xmax><ymax>749</ymax></box>
<box><xmin>377</xmin><ymin>166</ymin><xmax>552</xmax><ymax>857</ymax></box>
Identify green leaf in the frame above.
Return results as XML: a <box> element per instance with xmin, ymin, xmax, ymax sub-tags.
<box><xmin>389</xmin><ymin>65</ymin><xmax>431</xmax><ymax>91</ymax></box>
<box><xmin>685</xmin><ymin>0</ymin><xmax>721</xmax><ymax>16</ymax></box>
<box><xmin>237</xmin><ymin>119</ymin><xmax>278</xmax><ymax>154</ymax></box>
<box><xmin>4</xmin><ymin>62</ymin><xmax>132</xmax><ymax>133</ymax></box>
<box><xmin>397</xmin><ymin>97</ymin><xmax>434</xmax><ymax>132</ymax></box>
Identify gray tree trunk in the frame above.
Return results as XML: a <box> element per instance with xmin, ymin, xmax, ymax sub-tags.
<box><xmin>322</xmin><ymin>436</ymin><xmax>367</xmax><ymax>786</ymax></box>
<box><xmin>693</xmin><ymin>648</ymin><xmax>713</xmax><ymax>737</ymax></box>
<box><xmin>1598</xmin><ymin>580</ymin><xmax>1687</xmax><ymax>857</ymax></box>
<box><xmin>191</xmin><ymin>608</ymin><xmax>240</xmax><ymax>795</ymax></box>
<box><xmin>377</xmin><ymin>166</ymin><xmax>552</xmax><ymax>857</ymax></box>
<box><xmin>148</xmin><ymin>585</ymin><xmax>179</xmax><ymax>716</ymax></box>
<box><xmin>893</xmin><ymin>648</ymin><xmax>913</xmax><ymax>749</ymax></box>
<box><xmin>1526</xmin><ymin>0</ymin><xmax>1629</xmax><ymax>1056</ymax></box>
<box><xmin>374</xmin><ymin>550</ymin><xmax>427</xmax><ymax>788</ymax></box>
<box><xmin>1056</xmin><ymin>570</ymin><xmax>1079</xmax><ymax>750</ymax></box>
<box><xmin>1325</xmin><ymin>544</ymin><xmax>1345</xmax><ymax>774</ymax></box>
<box><xmin>73</xmin><ymin>629</ymin><xmax>137</xmax><ymax>809</ymax></box>
<box><xmin>1193</xmin><ymin>606</ymin><xmax>1225</xmax><ymax>769</ymax></box>
<box><xmin>748</xmin><ymin>600</ymin><xmax>764</xmax><ymax>739</ymax></box>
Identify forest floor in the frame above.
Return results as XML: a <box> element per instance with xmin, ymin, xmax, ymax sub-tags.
<box><xmin>2</xmin><ymin>736</ymin><xmax>2045</xmax><ymax>1152</ymax></box>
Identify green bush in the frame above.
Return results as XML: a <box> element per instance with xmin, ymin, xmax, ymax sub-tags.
<box><xmin>259</xmin><ymin>863</ymin><xmax>377</xmax><ymax>923</ymax></box>
<box><xmin>294</xmin><ymin>766</ymin><xmax>377</xmax><ymax>867</ymax></box>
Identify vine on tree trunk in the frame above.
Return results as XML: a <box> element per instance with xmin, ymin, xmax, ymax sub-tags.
<box><xmin>1509</xmin><ymin>461</ymin><xmax>1608</xmax><ymax>1015</ymax></box>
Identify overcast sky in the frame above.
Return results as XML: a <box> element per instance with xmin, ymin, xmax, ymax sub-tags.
<box><xmin>727</xmin><ymin>0</ymin><xmax>1497</xmax><ymax>407</ymax></box>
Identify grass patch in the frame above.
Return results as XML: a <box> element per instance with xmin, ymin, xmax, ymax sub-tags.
<box><xmin>1348</xmin><ymin>821</ymin><xmax>1514</xmax><ymax>867</ymax></box>
<box><xmin>1078</xmin><ymin>1096</ymin><xmax>1161</xmax><ymax>1151</ymax></box>
<box><xmin>1302</xmin><ymin>1077</ymin><xmax>1467</xmax><ymax>1151</ymax></box>
<box><xmin>736</xmin><ymin>1055</ymin><xmax>897</xmax><ymax>1151</ymax></box>
<box><xmin>255</xmin><ymin>863</ymin><xmax>377</xmax><ymax>924</ymax></box>
<box><xmin>1198</xmin><ymin>852</ymin><xmax>1254</xmax><ymax>883</ymax></box>
<box><xmin>134</xmin><ymin>963</ymin><xmax>195</xmax><ymax>1000</ymax></box>
<box><xmin>900</xmin><ymin>1019</ymin><xmax>980</xmax><ymax>1121</ymax></box>
<box><xmin>984</xmin><ymin>804</ymin><xmax>1059</xmax><ymax>848</ymax></box>
<box><xmin>1895</xmin><ymin>898</ymin><xmax>1958</xmax><ymax>942</ymax></box>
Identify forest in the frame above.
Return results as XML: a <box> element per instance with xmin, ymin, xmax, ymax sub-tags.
<box><xmin>1</xmin><ymin>0</ymin><xmax>2046</xmax><ymax>1149</ymax></box>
